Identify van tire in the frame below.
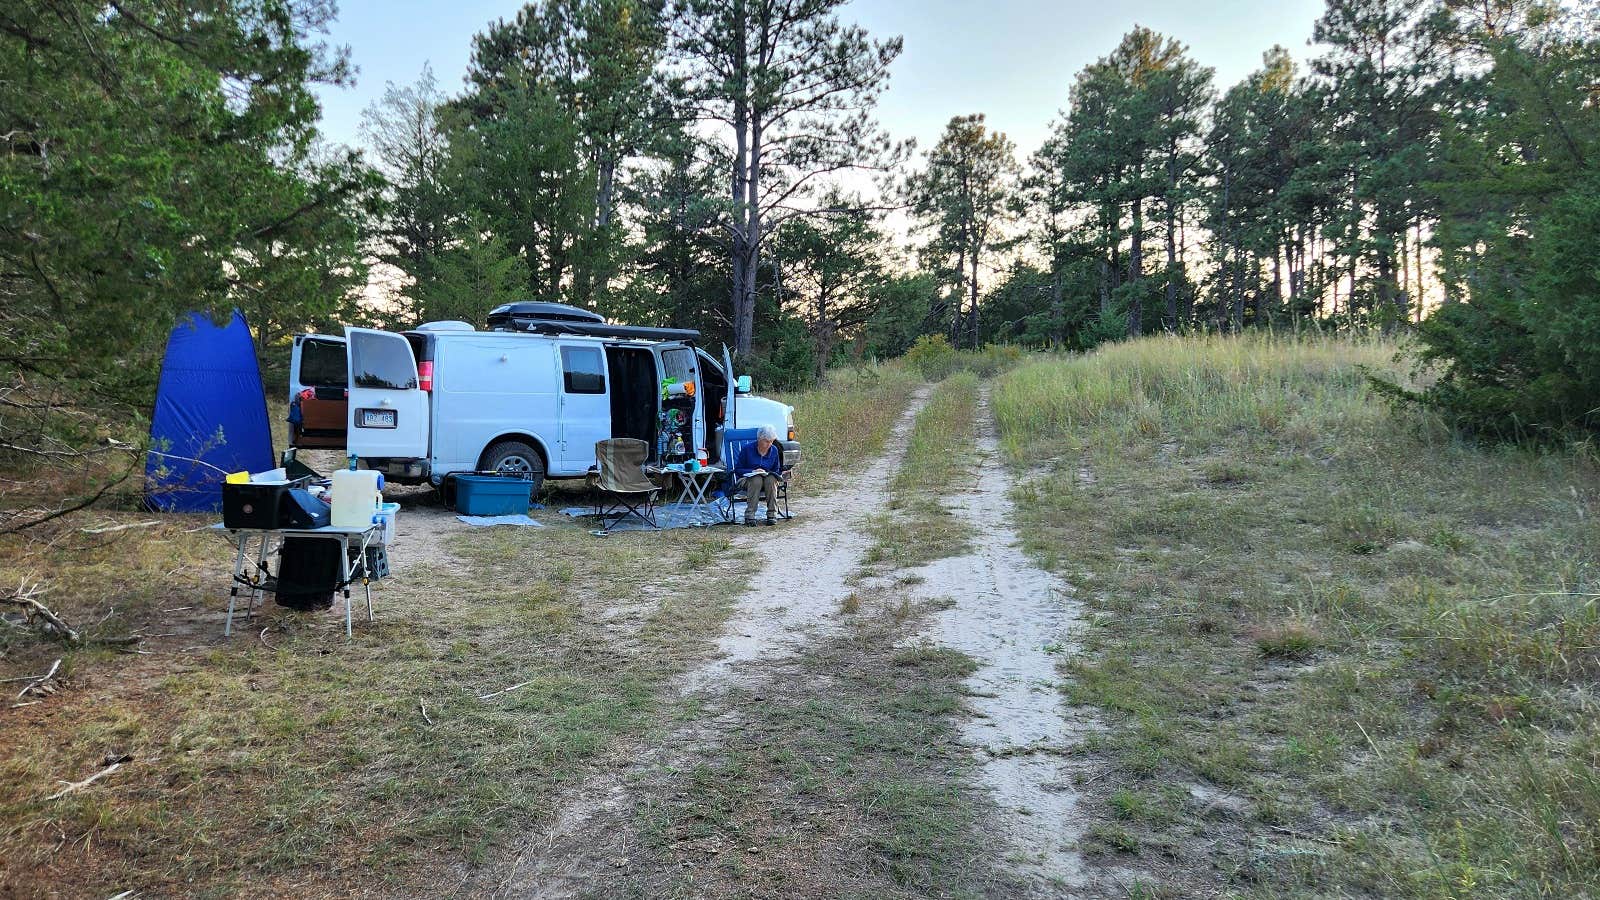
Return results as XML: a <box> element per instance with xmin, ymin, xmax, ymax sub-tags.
<box><xmin>481</xmin><ymin>441</ymin><xmax>546</xmax><ymax>496</ymax></box>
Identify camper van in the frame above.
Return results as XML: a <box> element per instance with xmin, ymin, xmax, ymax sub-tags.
<box><xmin>286</xmin><ymin>303</ymin><xmax>797</xmax><ymax>495</ymax></box>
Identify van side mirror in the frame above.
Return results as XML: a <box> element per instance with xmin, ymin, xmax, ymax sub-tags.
<box><xmin>736</xmin><ymin>375</ymin><xmax>752</xmax><ymax>393</ymax></box>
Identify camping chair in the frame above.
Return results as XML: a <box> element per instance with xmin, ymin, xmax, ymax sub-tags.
<box><xmin>718</xmin><ymin>428</ymin><xmax>791</xmax><ymax>523</ymax></box>
<box><xmin>589</xmin><ymin>438</ymin><xmax>660</xmax><ymax>530</ymax></box>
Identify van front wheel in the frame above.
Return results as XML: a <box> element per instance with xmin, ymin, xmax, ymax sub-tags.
<box><xmin>481</xmin><ymin>441</ymin><xmax>546</xmax><ymax>496</ymax></box>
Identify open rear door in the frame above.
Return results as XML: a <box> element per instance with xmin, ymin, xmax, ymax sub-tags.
<box><xmin>722</xmin><ymin>345</ymin><xmax>738</xmax><ymax>431</ymax></box>
<box><xmin>289</xmin><ymin>334</ymin><xmax>349</xmax><ymax>449</ymax></box>
<box><xmin>345</xmin><ymin>327</ymin><xmax>429</xmax><ymax>460</ymax></box>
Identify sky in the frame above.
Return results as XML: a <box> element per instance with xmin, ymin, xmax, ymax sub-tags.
<box><xmin>311</xmin><ymin>0</ymin><xmax>1332</xmax><ymax>163</ymax></box>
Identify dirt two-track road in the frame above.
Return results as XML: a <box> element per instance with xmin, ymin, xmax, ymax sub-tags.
<box><xmin>470</xmin><ymin>388</ymin><xmax>1109</xmax><ymax>899</ymax></box>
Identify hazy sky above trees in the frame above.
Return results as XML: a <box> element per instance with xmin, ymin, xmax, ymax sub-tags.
<box><xmin>312</xmin><ymin>0</ymin><xmax>1328</xmax><ymax>158</ymax></box>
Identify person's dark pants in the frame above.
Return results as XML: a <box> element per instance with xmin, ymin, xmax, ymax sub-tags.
<box><xmin>744</xmin><ymin>474</ymin><xmax>780</xmax><ymax>521</ymax></box>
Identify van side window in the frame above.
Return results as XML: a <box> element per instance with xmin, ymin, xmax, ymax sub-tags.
<box><xmin>561</xmin><ymin>346</ymin><xmax>606</xmax><ymax>394</ymax></box>
<box><xmin>661</xmin><ymin>347</ymin><xmax>694</xmax><ymax>382</ymax></box>
<box><xmin>351</xmin><ymin>332</ymin><xmax>417</xmax><ymax>390</ymax></box>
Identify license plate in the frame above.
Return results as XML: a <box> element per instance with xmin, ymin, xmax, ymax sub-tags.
<box><xmin>358</xmin><ymin>408</ymin><xmax>397</xmax><ymax>429</ymax></box>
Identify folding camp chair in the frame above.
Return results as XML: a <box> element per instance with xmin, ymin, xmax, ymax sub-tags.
<box><xmin>718</xmin><ymin>428</ymin><xmax>791</xmax><ymax>523</ymax></box>
<box><xmin>589</xmin><ymin>438</ymin><xmax>660</xmax><ymax>530</ymax></box>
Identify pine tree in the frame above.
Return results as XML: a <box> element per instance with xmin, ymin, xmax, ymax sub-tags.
<box><xmin>670</xmin><ymin>0</ymin><xmax>904</xmax><ymax>356</ymax></box>
<box><xmin>907</xmin><ymin>114</ymin><xmax>1019</xmax><ymax>349</ymax></box>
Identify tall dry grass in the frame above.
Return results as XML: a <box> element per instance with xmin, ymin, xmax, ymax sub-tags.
<box><xmin>994</xmin><ymin>331</ymin><xmax>1405</xmax><ymax>459</ymax></box>
<box><xmin>993</xmin><ymin>331</ymin><xmax>1600</xmax><ymax>896</ymax></box>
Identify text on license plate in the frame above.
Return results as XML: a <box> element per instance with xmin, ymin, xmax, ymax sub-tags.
<box><xmin>358</xmin><ymin>408</ymin><xmax>397</xmax><ymax>428</ymax></box>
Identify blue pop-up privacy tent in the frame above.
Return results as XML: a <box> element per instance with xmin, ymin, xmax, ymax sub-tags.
<box><xmin>144</xmin><ymin>310</ymin><xmax>275</xmax><ymax>512</ymax></box>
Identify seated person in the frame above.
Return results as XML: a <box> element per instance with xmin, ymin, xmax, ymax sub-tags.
<box><xmin>733</xmin><ymin>424</ymin><xmax>787</xmax><ymax>526</ymax></box>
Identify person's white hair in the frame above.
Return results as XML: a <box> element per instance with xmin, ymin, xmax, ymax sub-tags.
<box><xmin>757</xmin><ymin>424</ymin><xmax>779</xmax><ymax>442</ymax></box>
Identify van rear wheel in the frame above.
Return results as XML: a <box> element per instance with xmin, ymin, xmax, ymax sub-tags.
<box><xmin>481</xmin><ymin>441</ymin><xmax>546</xmax><ymax>497</ymax></box>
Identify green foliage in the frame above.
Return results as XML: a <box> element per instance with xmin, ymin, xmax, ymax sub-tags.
<box><xmin>773</xmin><ymin>196</ymin><xmax>891</xmax><ymax>380</ymax></box>
<box><xmin>416</xmin><ymin>221</ymin><xmax>532</xmax><ymax>326</ymax></box>
<box><xmin>745</xmin><ymin>314</ymin><xmax>817</xmax><ymax>392</ymax></box>
<box><xmin>1388</xmin><ymin>9</ymin><xmax>1600</xmax><ymax>440</ymax></box>
<box><xmin>1034</xmin><ymin>27</ymin><xmax>1212</xmax><ymax>339</ymax></box>
<box><xmin>902</xmin><ymin>334</ymin><xmax>1023</xmax><ymax>381</ymax></box>
<box><xmin>862</xmin><ymin>274</ymin><xmax>939</xmax><ymax>359</ymax></box>
<box><xmin>0</xmin><ymin>0</ymin><xmax>379</xmax><ymax>405</ymax></box>
<box><xmin>903</xmin><ymin>335</ymin><xmax>959</xmax><ymax>380</ymax></box>
<box><xmin>675</xmin><ymin>0</ymin><xmax>904</xmax><ymax>355</ymax></box>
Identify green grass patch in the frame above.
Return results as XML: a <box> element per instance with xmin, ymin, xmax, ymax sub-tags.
<box><xmin>638</xmin><ymin>592</ymin><xmax>1012</xmax><ymax>899</ymax></box>
<box><xmin>864</xmin><ymin>371</ymin><xmax>981</xmax><ymax>571</ymax></box>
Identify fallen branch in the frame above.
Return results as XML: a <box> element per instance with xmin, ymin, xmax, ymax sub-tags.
<box><xmin>15</xmin><ymin>657</ymin><xmax>60</xmax><ymax>699</ymax></box>
<box><xmin>418</xmin><ymin>698</ymin><xmax>434</xmax><ymax>725</ymax></box>
<box><xmin>45</xmin><ymin>756</ymin><xmax>130</xmax><ymax>801</ymax></box>
<box><xmin>0</xmin><ymin>579</ymin><xmax>78</xmax><ymax>644</ymax></box>
<box><xmin>477</xmin><ymin>680</ymin><xmax>533</xmax><ymax>701</ymax></box>
<box><xmin>79</xmin><ymin>520</ymin><xmax>159</xmax><ymax>535</ymax></box>
<box><xmin>258</xmin><ymin>627</ymin><xmax>276</xmax><ymax>651</ymax></box>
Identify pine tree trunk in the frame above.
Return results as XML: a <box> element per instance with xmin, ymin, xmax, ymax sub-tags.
<box><xmin>967</xmin><ymin>244</ymin><xmax>981</xmax><ymax>349</ymax></box>
<box><xmin>1164</xmin><ymin>197</ymin><xmax>1178</xmax><ymax>332</ymax></box>
<box><xmin>1128</xmin><ymin>195</ymin><xmax>1143</xmax><ymax>337</ymax></box>
<box><xmin>1050</xmin><ymin>264</ymin><xmax>1065</xmax><ymax>348</ymax></box>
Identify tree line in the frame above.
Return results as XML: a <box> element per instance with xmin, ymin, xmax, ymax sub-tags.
<box><xmin>2</xmin><ymin>0</ymin><xmax>1598</xmax><ymax>445</ymax></box>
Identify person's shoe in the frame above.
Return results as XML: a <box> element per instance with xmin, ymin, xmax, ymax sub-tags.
<box><xmin>744</xmin><ymin>518</ymin><xmax>759</xmax><ymax>527</ymax></box>
<box><xmin>763</xmin><ymin>517</ymin><xmax>776</xmax><ymax>526</ymax></box>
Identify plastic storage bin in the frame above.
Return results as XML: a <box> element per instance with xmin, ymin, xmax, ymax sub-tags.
<box><xmin>453</xmin><ymin>475</ymin><xmax>533</xmax><ymax>515</ymax></box>
<box><xmin>373</xmin><ymin>501</ymin><xmax>400</xmax><ymax>545</ymax></box>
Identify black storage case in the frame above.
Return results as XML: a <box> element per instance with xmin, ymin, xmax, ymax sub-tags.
<box><xmin>222</xmin><ymin>477</ymin><xmax>317</xmax><ymax>530</ymax></box>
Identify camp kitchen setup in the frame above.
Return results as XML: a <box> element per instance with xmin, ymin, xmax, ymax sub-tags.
<box><xmin>216</xmin><ymin>464</ymin><xmax>397</xmax><ymax>639</ymax></box>
<box><xmin>200</xmin><ymin>303</ymin><xmax>798</xmax><ymax>638</ymax></box>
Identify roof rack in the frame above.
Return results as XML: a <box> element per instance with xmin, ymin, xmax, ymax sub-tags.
<box><xmin>492</xmin><ymin>318</ymin><xmax>702</xmax><ymax>342</ymax></box>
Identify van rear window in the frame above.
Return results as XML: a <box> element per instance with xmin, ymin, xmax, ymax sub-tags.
<box><xmin>561</xmin><ymin>346</ymin><xmax>606</xmax><ymax>394</ymax></box>
<box><xmin>300</xmin><ymin>340</ymin><xmax>347</xmax><ymax>388</ymax></box>
<box><xmin>351</xmin><ymin>332</ymin><xmax>417</xmax><ymax>390</ymax></box>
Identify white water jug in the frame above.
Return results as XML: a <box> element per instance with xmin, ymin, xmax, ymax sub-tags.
<box><xmin>330</xmin><ymin>469</ymin><xmax>383</xmax><ymax>528</ymax></box>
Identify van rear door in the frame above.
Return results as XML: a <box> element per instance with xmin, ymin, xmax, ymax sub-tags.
<box><xmin>289</xmin><ymin>334</ymin><xmax>348</xmax><ymax>449</ymax></box>
<box><xmin>722</xmin><ymin>345</ymin><xmax>737</xmax><ymax>431</ymax></box>
<box><xmin>345</xmin><ymin>327</ymin><xmax>429</xmax><ymax>460</ymax></box>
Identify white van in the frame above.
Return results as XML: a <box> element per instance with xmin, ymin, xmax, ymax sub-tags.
<box><xmin>287</xmin><ymin>303</ymin><xmax>797</xmax><ymax>495</ymax></box>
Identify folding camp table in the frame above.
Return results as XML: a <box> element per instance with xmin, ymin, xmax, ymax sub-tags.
<box><xmin>212</xmin><ymin>522</ymin><xmax>381</xmax><ymax>639</ymax></box>
<box><xmin>655</xmin><ymin>464</ymin><xmax>725</xmax><ymax>516</ymax></box>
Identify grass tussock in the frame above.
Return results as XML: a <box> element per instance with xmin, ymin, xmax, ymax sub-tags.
<box><xmin>995</xmin><ymin>332</ymin><xmax>1600</xmax><ymax>897</ymax></box>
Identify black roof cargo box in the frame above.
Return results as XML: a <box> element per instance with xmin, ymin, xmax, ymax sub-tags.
<box><xmin>486</xmin><ymin>302</ymin><xmax>604</xmax><ymax>330</ymax></box>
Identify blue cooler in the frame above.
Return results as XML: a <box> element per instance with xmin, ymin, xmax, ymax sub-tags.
<box><xmin>453</xmin><ymin>475</ymin><xmax>533</xmax><ymax>515</ymax></box>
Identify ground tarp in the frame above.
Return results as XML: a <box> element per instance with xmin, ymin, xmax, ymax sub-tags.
<box><xmin>144</xmin><ymin>310</ymin><xmax>274</xmax><ymax>512</ymax></box>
